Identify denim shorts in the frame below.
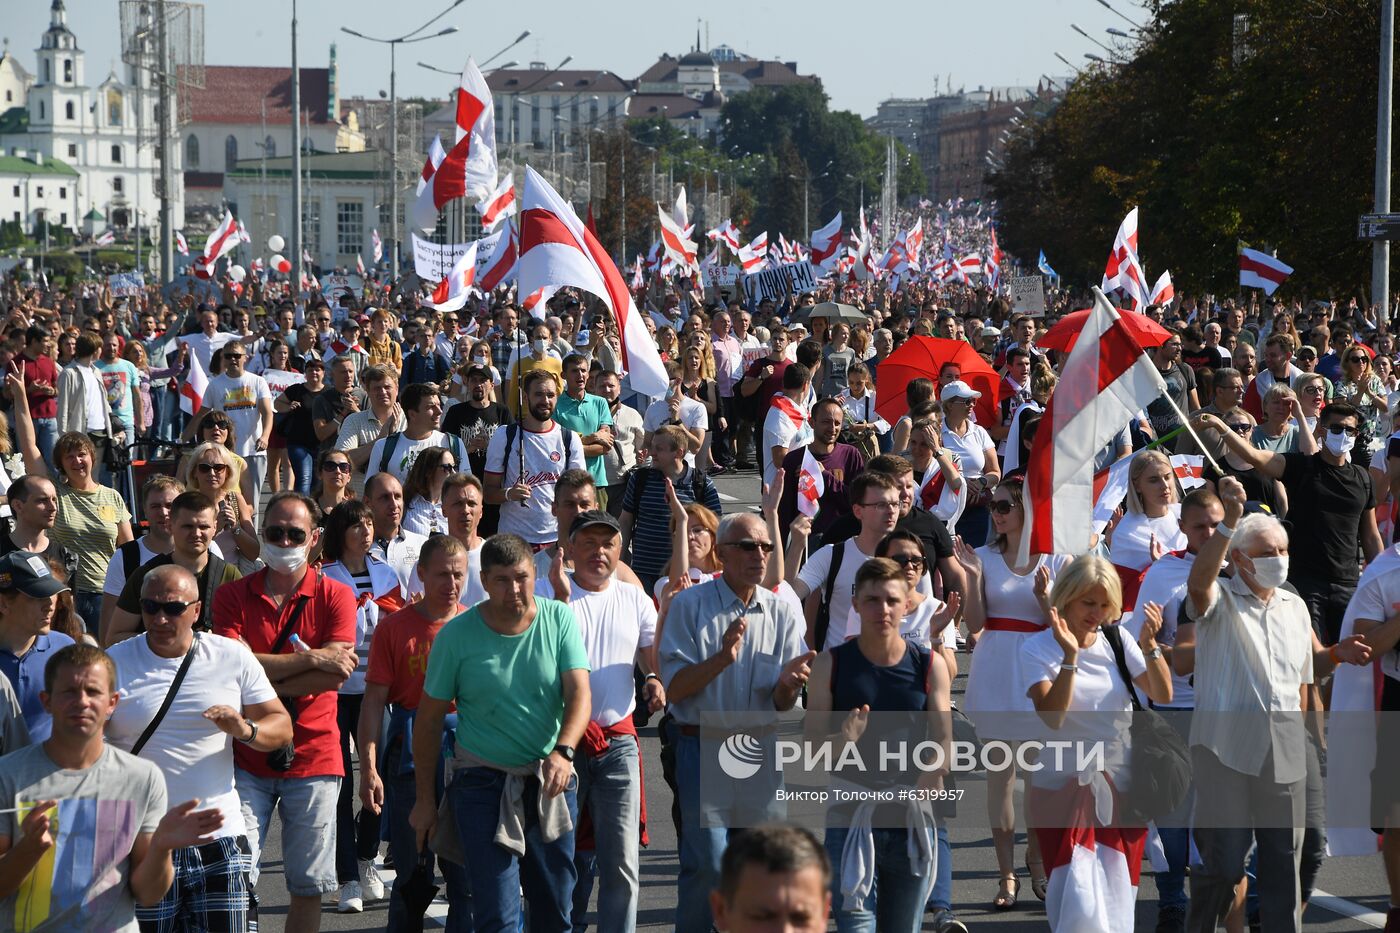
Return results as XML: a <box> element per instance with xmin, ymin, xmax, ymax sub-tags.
<box><xmin>235</xmin><ymin>770</ymin><xmax>340</xmax><ymax>896</ymax></box>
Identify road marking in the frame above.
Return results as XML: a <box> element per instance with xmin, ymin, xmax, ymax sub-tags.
<box><xmin>718</xmin><ymin>491</ymin><xmax>738</xmax><ymax>502</ymax></box>
<box><xmin>1310</xmin><ymin>890</ymin><xmax>1387</xmax><ymax>928</ymax></box>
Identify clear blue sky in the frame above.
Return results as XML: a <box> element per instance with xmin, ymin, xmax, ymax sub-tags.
<box><xmin>6</xmin><ymin>0</ymin><xmax>1141</xmax><ymax>117</ymax></box>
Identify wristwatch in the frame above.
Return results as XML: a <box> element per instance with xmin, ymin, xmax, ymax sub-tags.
<box><xmin>1145</xmin><ymin>646</ymin><xmax>1164</xmax><ymax>661</ymax></box>
<box><xmin>554</xmin><ymin>744</ymin><xmax>576</xmax><ymax>762</ymax></box>
<box><xmin>239</xmin><ymin>719</ymin><xmax>259</xmax><ymax>745</ymax></box>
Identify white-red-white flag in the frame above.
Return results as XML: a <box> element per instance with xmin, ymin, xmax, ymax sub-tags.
<box><xmin>437</xmin><ymin>58</ymin><xmax>497</xmax><ymax>207</ymax></box>
<box><xmin>416</xmin><ymin>134</ymin><xmax>447</xmax><ymax>196</ymax></box>
<box><xmin>179</xmin><ymin>340</ymin><xmax>210</xmax><ymax>415</ymax></box>
<box><xmin>477</xmin><ymin>174</ymin><xmax>517</xmax><ymax>232</ymax></box>
<box><xmin>796</xmin><ymin>448</ymin><xmax>825</xmax><ymax>518</ymax></box>
<box><xmin>672</xmin><ymin>186</ymin><xmax>689</xmax><ymax>228</ymax></box>
<box><xmin>1238</xmin><ymin>247</ymin><xmax>1292</xmax><ymax>296</ymax></box>
<box><xmin>202</xmin><ymin>210</ymin><xmax>239</xmax><ymax>264</ymax></box>
<box><xmin>95</xmin><ymin>229</ymin><xmax>115</xmax><ymax>247</ymax></box>
<box><xmin>236</xmin><ymin>220</ymin><xmax>252</xmax><ymax>244</ymax></box>
<box><xmin>1170</xmin><ymin>453</ymin><xmax>1206</xmax><ymax>490</ymax></box>
<box><xmin>917</xmin><ymin>461</ymin><xmax>967</xmax><ymax>527</ymax></box>
<box><xmin>1021</xmin><ymin>288</ymin><xmax>1168</xmax><ymax>561</ymax></box>
<box><xmin>478</xmin><ymin>219</ymin><xmax>518</xmax><ymax>292</ymax></box>
<box><xmin>737</xmin><ymin>232</ymin><xmax>769</xmax><ymax>273</ymax></box>
<box><xmin>429</xmin><ymin>240</ymin><xmax>480</xmax><ymax>313</ymax></box>
<box><xmin>1149</xmin><ymin>269</ymin><xmax>1174</xmax><ymax>306</ymax></box>
<box><xmin>658</xmin><ymin>211</ymin><xmax>698</xmax><ymax>274</ymax></box>
<box><xmin>175</xmin><ymin>231</ymin><xmax>189</xmax><ymax>255</ymax></box>
<box><xmin>707</xmin><ymin>219</ymin><xmax>742</xmax><ymax>253</ymax></box>
<box><xmin>518</xmin><ymin>166</ymin><xmax>668</xmax><ymax>397</ymax></box>
<box><xmin>809</xmin><ymin>212</ymin><xmax>843</xmax><ymax>270</ymax></box>
<box><xmin>1101</xmin><ymin>207</ymin><xmax>1149</xmax><ymax>310</ymax></box>
<box><xmin>355</xmin><ymin>253</ymin><xmax>366</xmax><ymax>277</ymax></box>
<box><xmin>371</xmin><ymin>228</ymin><xmax>383</xmax><ymax>264</ymax></box>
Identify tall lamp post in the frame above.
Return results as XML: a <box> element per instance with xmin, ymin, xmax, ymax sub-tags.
<box><xmin>342</xmin><ymin>0</ymin><xmax>464</xmax><ymax>279</ymax></box>
<box><xmin>1375</xmin><ymin>0</ymin><xmax>1394</xmax><ymax>324</ymax></box>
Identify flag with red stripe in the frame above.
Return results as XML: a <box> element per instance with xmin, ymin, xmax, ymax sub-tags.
<box><xmin>1020</xmin><ymin>288</ymin><xmax>1168</xmax><ymax>562</ymax></box>
<box><xmin>659</xmin><ymin>206</ymin><xmax>699</xmax><ymax>274</ymax></box>
<box><xmin>478</xmin><ymin>173</ymin><xmax>517</xmax><ymax>232</ymax></box>
<box><xmin>518</xmin><ymin>167</ymin><xmax>668</xmax><ymax>396</ymax></box>
<box><xmin>429</xmin><ymin>240</ymin><xmax>480</xmax><ymax>312</ymax></box>
<box><xmin>478</xmin><ymin>219</ymin><xmax>518</xmax><ymax>292</ymax></box>
<box><xmin>416</xmin><ymin>134</ymin><xmax>447</xmax><ymax>196</ymax></box>
<box><xmin>1238</xmin><ymin>246</ymin><xmax>1292</xmax><ymax>296</ymax></box>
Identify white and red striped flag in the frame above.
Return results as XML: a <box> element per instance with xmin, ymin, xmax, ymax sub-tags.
<box><xmin>236</xmin><ymin>220</ymin><xmax>252</xmax><ymax>244</ymax></box>
<box><xmin>917</xmin><ymin>462</ymin><xmax>967</xmax><ymax>527</ymax></box>
<box><xmin>179</xmin><ymin>341</ymin><xmax>210</xmax><ymax>415</ymax></box>
<box><xmin>302</xmin><ymin>248</ymin><xmax>314</xmax><ymax>266</ymax></box>
<box><xmin>429</xmin><ymin>240</ymin><xmax>480</xmax><ymax>312</ymax></box>
<box><xmin>657</xmin><ymin>205</ymin><xmax>699</xmax><ymax>274</ymax></box>
<box><xmin>1170</xmin><ymin>454</ymin><xmax>1206</xmax><ymax>490</ymax></box>
<box><xmin>416</xmin><ymin>134</ymin><xmax>447</xmax><ymax>196</ymax></box>
<box><xmin>518</xmin><ymin>166</ymin><xmax>667</xmax><ymax>396</ymax></box>
<box><xmin>175</xmin><ymin>230</ymin><xmax>189</xmax><ymax>255</ymax></box>
<box><xmin>1021</xmin><ymin>288</ymin><xmax>1169</xmax><ymax>562</ymax></box>
<box><xmin>796</xmin><ymin>448</ymin><xmax>825</xmax><ymax>518</ymax></box>
<box><xmin>94</xmin><ymin>229</ymin><xmax>115</xmax><ymax>247</ymax></box>
<box><xmin>1238</xmin><ymin>246</ymin><xmax>1292</xmax><ymax>296</ymax></box>
<box><xmin>371</xmin><ymin>229</ymin><xmax>383</xmax><ymax>264</ymax></box>
<box><xmin>956</xmin><ymin>254</ymin><xmax>983</xmax><ymax>279</ymax></box>
<box><xmin>202</xmin><ymin>210</ymin><xmax>239</xmax><ymax>264</ymax></box>
<box><xmin>672</xmin><ymin>186</ymin><xmax>689</xmax><ymax>228</ymax></box>
<box><xmin>737</xmin><ymin>233</ymin><xmax>769</xmax><ymax>273</ymax></box>
<box><xmin>1149</xmin><ymin>269</ymin><xmax>1174</xmax><ymax>306</ymax></box>
<box><xmin>478</xmin><ymin>219</ymin><xmax>518</xmax><ymax>292</ymax></box>
<box><xmin>809</xmin><ymin>212</ymin><xmax>844</xmax><ymax>271</ymax></box>
<box><xmin>413</xmin><ymin>60</ymin><xmax>496</xmax><ymax>233</ymax></box>
<box><xmin>707</xmin><ymin>219</ymin><xmax>742</xmax><ymax>253</ymax></box>
<box><xmin>355</xmin><ymin>253</ymin><xmax>366</xmax><ymax>278</ymax></box>
<box><xmin>477</xmin><ymin>174</ymin><xmax>517</xmax><ymax>232</ymax></box>
<box><xmin>1101</xmin><ymin>207</ymin><xmax>1149</xmax><ymax>310</ymax></box>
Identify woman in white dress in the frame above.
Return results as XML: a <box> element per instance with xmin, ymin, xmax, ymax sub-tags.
<box><xmin>941</xmin><ymin>381</ymin><xmax>1000</xmax><ymax>547</ymax></box>
<box><xmin>958</xmin><ymin>475</ymin><xmax>1071</xmax><ymax>908</ymax></box>
<box><xmin>1108</xmin><ymin>450</ymin><xmax>1186</xmax><ymax>615</ymax></box>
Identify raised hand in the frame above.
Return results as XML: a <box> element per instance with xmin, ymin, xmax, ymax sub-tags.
<box><xmin>1048</xmin><ymin>607</ymin><xmax>1078</xmax><ymax>661</ymax></box>
<box><xmin>665</xmin><ymin>477</ymin><xmax>687</xmax><ymax>523</ymax></box>
<box><xmin>761</xmin><ymin>469</ymin><xmax>785</xmax><ymax>515</ymax></box>
<box><xmin>549</xmin><ymin>546</ymin><xmax>569</xmax><ymax>600</ymax></box>
<box><xmin>953</xmin><ymin>536</ymin><xmax>982</xmax><ymax>576</ymax></box>
<box><xmin>1138</xmin><ymin>601</ymin><xmax>1164</xmax><ymax>646</ymax></box>
<box><xmin>931</xmin><ymin>591</ymin><xmax>962</xmax><ymax>635</ymax></box>
<box><xmin>1149</xmin><ymin>531</ymin><xmax>1166</xmax><ymax>563</ymax></box>
<box><xmin>779</xmin><ymin>650</ymin><xmax>818</xmax><ymax>693</ymax></box>
<box><xmin>1033</xmin><ymin>564</ymin><xmax>1053</xmax><ymax>604</ymax></box>
<box><xmin>841</xmin><ymin>704</ymin><xmax>870</xmax><ymax>744</ymax></box>
<box><xmin>721</xmin><ymin>618</ymin><xmax>746</xmax><ymax>664</ymax></box>
<box><xmin>1216</xmin><ymin>474</ymin><xmax>1247</xmax><ymax>523</ymax></box>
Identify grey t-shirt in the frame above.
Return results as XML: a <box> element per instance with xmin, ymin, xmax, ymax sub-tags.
<box><xmin>0</xmin><ymin>676</ymin><xmax>29</xmax><ymax>759</ymax></box>
<box><xmin>0</xmin><ymin>744</ymin><xmax>166</xmax><ymax>933</ymax></box>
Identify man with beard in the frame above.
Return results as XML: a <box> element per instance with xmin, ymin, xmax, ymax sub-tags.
<box><xmin>484</xmin><ymin>370</ymin><xmax>586</xmax><ymax>548</ymax></box>
<box><xmin>443</xmin><ymin>364</ymin><xmax>512</xmax><ymax>534</ymax></box>
<box><xmin>776</xmin><ymin>398</ymin><xmax>864</xmax><ymax>542</ymax></box>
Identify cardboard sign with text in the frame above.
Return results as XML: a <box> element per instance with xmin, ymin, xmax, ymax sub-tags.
<box><xmin>411</xmin><ymin>233</ymin><xmax>473</xmax><ymax>282</ymax></box>
<box><xmin>1009</xmin><ymin>275</ymin><xmax>1047</xmax><ymax>317</ymax></box>
<box><xmin>108</xmin><ymin>272</ymin><xmax>145</xmax><ymax>298</ymax></box>
<box><xmin>742</xmin><ymin>261</ymin><xmax>819</xmax><ymax>303</ymax></box>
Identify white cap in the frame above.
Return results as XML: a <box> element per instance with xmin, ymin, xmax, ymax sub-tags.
<box><xmin>940</xmin><ymin>380</ymin><xmax>982</xmax><ymax>403</ymax></box>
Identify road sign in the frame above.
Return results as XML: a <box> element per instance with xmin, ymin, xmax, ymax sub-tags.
<box><xmin>1358</xmin><ymin>213</ymin><xmax>1400</xmax><ymax>240</ymax></box>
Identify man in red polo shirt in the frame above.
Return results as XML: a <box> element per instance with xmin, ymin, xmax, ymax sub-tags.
<box><xmin>213</xmin><ymin>491</ymin><xmax>357</xmax><ymax>933</ymax></box>
<box><xmin>19</xmin><ymin>327</ymin><xmax>59</xmax><ymax>470</ymax></box>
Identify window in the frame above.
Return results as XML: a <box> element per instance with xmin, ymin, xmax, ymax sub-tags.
<box><xmin>60</xmin><ymin>213</ymin><xmax>66</xmax><ymax>225</ymax></box>
<box><xmin>38</xmin><ymin>101</ymin><xmax>44</xmax><ymax>120</ymax></box>
<box><xmin>264</xmin><ymin>135</ymin><xmax>276</xmax><ymax>158</ymax></box>
<box><xmin>42</xmin><ymin>60</ymin><xmax>49</xmax><ymax>83</ymax></box>
<box><xmin>63</xmin><ymin>59</ymin><xmax>72</xmax><ymax>83</ymax></box>
<box><xmin>4</xmin><ymin>91</ymin><xmax>11</xmax><ymax>103</ymax></box>
<box><xmin>113</xmin><ymin>177</ymin><xmax>124</xmax><ymax>194</ymax></box>
<box><xmin>336</xmin><ymin>200</ymin><xmax>364</xmax><ymax>256</ymax></box>
<box><xmin>35</xmin><ymin>186</ymin><xmax>43</xmax><ymax>197</ymax></box>
<box><xmin>531</xmin><ymin>99</ymin><xmax>540</xmax><ymax>143</ymax></box>
<box><xmin>224</xmin><ymin>135</ymin><xmax>238</xmax><ymax>170</ymax></box>
<box><xmin>58</xmin><ymin>187</ymin><xmax>65</xmax><ymax>198</ymax></box>
<box><xmin>185</xmin><ymin>135</ymin><xmax>199</xmax><ymax>169</ymax></box>
<box><xmin>590</xmin><ymin>99</ymin><xmax>599</xmax><ymax>123</ymax></box>
<box><xmin>10</xmin><ymin>186</ymin><xmax>16</xmax><ymax>197</ymax></box>
<box><xmin>302</xmin><ymin>199</ymin><xmax>321</xmax><ymax>256</ymax></box>
<box><xmin>66</xmin><ymin>144</ymin><xmax>76</xmax><ymax>158</ymax></box>
<box><xmin>64</xmin><ymin>101</ymin><xmax>74</xmax><ymax>120</ymax></box>
<box><xmin>111</xmin><ymin>144</ymin><xmax>122</xmax><ymax>164</ymax></box>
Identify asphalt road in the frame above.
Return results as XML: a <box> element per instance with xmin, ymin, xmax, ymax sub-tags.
<box><xmin>250</xmin><ymin>466</ymin><xmax>1387</xmax><ymax>931</ymax></box>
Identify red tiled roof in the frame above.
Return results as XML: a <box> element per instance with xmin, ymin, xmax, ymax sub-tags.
<box><xmin>186</xmin><ymin>66</ymin><xmax>332</xmax><ymax>126</ymax></box>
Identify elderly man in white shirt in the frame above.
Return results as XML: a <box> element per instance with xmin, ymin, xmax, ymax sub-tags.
<box><xmin>1184</xmin><ymin>476</ymin><xmax>1369</xmax><ymax>933</ymax></box>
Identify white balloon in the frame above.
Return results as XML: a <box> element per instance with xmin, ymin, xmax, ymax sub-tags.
<box><xmin>267</xmin><ymin>234</ymin><xmax>285</xmax><ymax>253</ymax></box>
<box><xmin>228</xmin><ymin>264</ymin><xmax>246</xmax><ymax>283</ymax></box>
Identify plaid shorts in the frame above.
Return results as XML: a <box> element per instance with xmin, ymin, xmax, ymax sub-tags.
<box><xmin>136</xmin><ymin>835</ymin><xmax>258</xmax><ymax>933</ymax></box>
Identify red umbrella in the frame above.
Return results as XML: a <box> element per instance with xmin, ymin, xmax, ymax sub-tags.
<box><xmin>875</xmin><ymin>336</ymin><xmax>1000</xmax><ymax>428</ymax></box>
<box><xmin>1038</xmin><ymin>308</ymin><xmax>1173</xmax><ymax>354</ymax></box>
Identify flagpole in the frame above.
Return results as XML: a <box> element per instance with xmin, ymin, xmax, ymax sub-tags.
<box><xmin>1158</xmin><ymin>394</ymin><xmax>1224</xmax><ymax>476</ymax></box>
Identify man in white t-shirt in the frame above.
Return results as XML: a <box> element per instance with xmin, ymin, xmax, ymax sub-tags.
<box><xmin>536</xmin><ymin>510</ymin><xmax>662</xmax><ymax>933</ymax></box>
<box><xmin>106</xmin><ymin>564</ymin><xmax>292</xmax><ymax>932</ymax></box>
<box><xmin>365</xmin><ymin>473</ymin><xmax>427</xmax><ymax>589</ymax></box>
<box><xmin>180</xmin><ymin>308</ymin><xmax>240</xmax><ymax>376</ymax></box>
<box><xmin>187</xmin><ymin>343</ymin><xmax>274</xmax><ymax>522</ymax></box>
<box><xmin>788</xmin><ymin>471</ymin><xmax>901</xmax><ymax>650</ymax></box>
<box><xmin>761</xmin><ymin>362</ymin><xmax>813</xmax><ymax>491</ymax></box>
<box><xmin>483</xmin><ymin>368</ymin><xmax>587</xmax><ymax>546</ymax></box>
<box><xmin>365</xmin><ymin>383</ymin><xmax>466</xmax><ymax>483</ymax></box>
<box><xmin>643</xmin><ymin>363</ymin><xmax>707</xmax><ymax>468</ymax></box>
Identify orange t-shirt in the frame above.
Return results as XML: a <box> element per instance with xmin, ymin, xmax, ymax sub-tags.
<box><xmin>365</xmin><ymin>602</ymin><xmax>465</xmax><ymax>709</ymax></box>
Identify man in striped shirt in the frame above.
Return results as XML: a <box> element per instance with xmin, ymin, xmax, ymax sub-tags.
<box><xmin>619</xmin><ymin>426</ymin><xmax>722</xmax><ymax>596</ymax></box>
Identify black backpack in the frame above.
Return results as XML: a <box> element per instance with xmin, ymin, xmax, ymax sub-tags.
<box><xmin>810</xmin><ymin>541</ymin><xmax>848</xmax><ymax>653</ymax></box>
<box><xmin>378</xmin><ymin>432</ymin><xmax>467</xmax><ymax>478</ymax></box>
<box><xmin>628</xmin><ymin>465</ymin><xmax>709</xmax><ymax>510</ymax></box>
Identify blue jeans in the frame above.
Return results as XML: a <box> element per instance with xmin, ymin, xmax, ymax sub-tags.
<box><xmin>674</xmin><ymin>731</ymin><xmax>737</xmax><ymax>933</ymax></box>
<box><xmin>824</xmin><ymin>825</ymin><xmax>935</xmax><ymax>933</ymax></box>
<box><xmin>571</xmin><ymin>733</ymin><xmax>640</xmax><ymax>933</ymax></box>
<box><xmin>33</xmin><ymin>417</ymin><xmax>57</xmax><ymax>474</ymax></box>
<box><xmin>287</xmin><ymin>444</ymin><xmax>316</xmax><ymax>495</ymax></box>
<box><xmin>449</xmin><ymin>765</ymin><xmax>577</xmax><ymax>933</ymax></box>
<box><xmin>925</xmin><ymin>826</ymin><xmax>953</xmax><ymax>912</ymax></box>
<box><xmin>235</xmin><ymin>770</ymin><xmax>340</xmax><ymax>896</ymax></box>
<box><xmin>384</xmin><ymin>737</ymin><xmax>472</xmax><ymax>933</ymax></box>
<box><xmin>73</xmin><ymin>590</ymin><xmax>102</xmax><ymax>638</ymax></box>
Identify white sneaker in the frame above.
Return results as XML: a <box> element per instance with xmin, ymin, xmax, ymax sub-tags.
<box><xmin>336</xmin><ymin>881</ymin><xmax>363</xmax><ymax>913</ymax></box>
<box><xmin>359</xmin><ymin>858</ymin><xmax>386</xmax><ymax>902</ymax></box>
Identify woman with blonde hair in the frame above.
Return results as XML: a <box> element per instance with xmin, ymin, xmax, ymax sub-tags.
<box><xmin>680</xmin><ymin>344</ymin><xmax>720</xmax><ymax>473</ymax></box>
<box><xmin>186</xmin><ymin>440</ymin><xmax>260</xmax><ymax>569</ymax></box>
<box><xmin>1335</xmin><ymin>344</ymin><xmax>1389</xmax><ymax>455</ymax></box>
<box><xmin>1108</xmin><ymin>450</ymin><xmax>1186</xmax><ymax>611</ymax></box>
<box><xmin>654</xmin><ymin>497</ymin><xmax>723</xmax><ymax>600</ymax></box>
<box><xmin>1292</xmin><ymin>371</ymin><xmax>1328</xmax><ymax>435</ymax></box>
<box><xmin>1023</xmin><ymin>553</ymin><xmax>1172</xmax><ymax>932</ymax></box>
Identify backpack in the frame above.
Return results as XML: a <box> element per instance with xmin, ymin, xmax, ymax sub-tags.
<box><xmin>810</xmin><ymin>541</ymin><xmax>848</xmax><ymax>653</ymax></box>
<box><xmin>628</xmin><ymin>465</ymin><xmax>709</xmax><ymax>511</ymax></box>
<box><xmin>117</xmin><ymin>538</ymin><xmax>146</xmax><ymax>583</ymax></box>
<box><xmin>499</xmin><ymin>422</ymin><xmax>580</xmax><ymax>480</ymax></box>
<box><xmin>378</xmin><ymin>432</ymin><xmax>466</xmax><ymax>478</ymax></box>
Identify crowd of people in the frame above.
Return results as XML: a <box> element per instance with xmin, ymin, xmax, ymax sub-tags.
<box><xmin>0</xmin><ymin>265</ymin><xmax>1393</xmax><ymax>933</ymax></box>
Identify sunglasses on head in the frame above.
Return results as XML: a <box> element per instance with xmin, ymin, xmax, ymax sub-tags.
<box><xmin>989</xmin><ymin>499</ymin><xmax>1018</xmax><ymax>515</ymax></box>
<box><xmin>722</xmin><ymin>538</ymin><xmax>774</xmax><ymax>554</ymax></box>
<box><xmin>140</xmin><ymin>598</ymin><xmax>197</xmax><ymax>618</ymax></box>
<box><xmin>321</xmin><ymin>461</ymin><xmax>352</xmax><ymax>473</ymax></box>
<box><xmin>264</xmin><ymin>525</ymin><xmax>309</xmax><ymax>546</ymax></box>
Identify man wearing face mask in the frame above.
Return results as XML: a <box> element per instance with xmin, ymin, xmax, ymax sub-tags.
<box><xmin>213</xmin><ymin>491</ymin><xmax>358</xmax><ymax>933</ymax></box>
<box><xmin>1197</xmin><ymin>402</ymin><xmax>1384</xmax><ymax>644</ymax></box>
<box><xmin>1184</xmin><ymin>477</ymin><xmax>1371</xmax><ymax>933</ymax></box>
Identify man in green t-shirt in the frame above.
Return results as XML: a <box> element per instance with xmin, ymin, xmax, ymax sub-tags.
<box><xmin>553</xmin><ymin>353</ymin><xmax>615</xmax><ymax>498</ymax></box>
<box><xmin>410</xmin><ymin>533</ymin><xmax>590</xmax><ymax>931</ymax></box>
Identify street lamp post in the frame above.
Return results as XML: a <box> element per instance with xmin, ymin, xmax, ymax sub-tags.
<box><xmin>1375</xmin><ymin>0</ymin><xmax>1394</xmax><ymax>324</ymax></box>
<box><xmin>342</xmin><ymin>1</ymin><xmax>464</xmax><ymax>279</ymax></box>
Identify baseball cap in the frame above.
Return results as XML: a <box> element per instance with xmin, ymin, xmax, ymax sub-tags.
<box><xmin>0</xmin><ymin>551</ymin><xmax>71</xmax><ymax>598</ymax></box>
<box><xmin>569</xmin><ymin>509</ymin><xmax>621</xmax><ymax>539</ymax></box>
<box><xmin>940</xmin><ymin>380</ymin><xmax>982</xmax><ymax>403</ymax></box>
<box><xmin>464</xmin><ymin>363</ymin><xmax>492</xmax><ymax>380</ymax></box>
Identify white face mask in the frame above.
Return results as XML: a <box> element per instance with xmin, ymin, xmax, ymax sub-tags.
<box><xmin>262</xmin><ymin>541</ymin><xmax>309</xmax><ymax>575</ymax></box>
<box><xmin>533</xmin><ymin>338</ymin><xmax>548</xmax><ymax>355</ymax></box>
<box><xmin>1248</xmin><ymin>554</ymin><xmax>1289</xmax><ymax>589</ymax></box>
<box><xmin>1323</xmin><ymin>429</ymin><xmax>1356</xmax><ymax>457</ymax></box>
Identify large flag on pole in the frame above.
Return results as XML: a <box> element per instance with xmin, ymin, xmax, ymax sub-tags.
<box><xmin>657</xmin><ymin>205</ymin><xmax>699</xmax><ymax>274</ymax></box>
<box><xmin>478</xmin><ymin>219</ymin><xmax>519</xmax><ymax>292</ymax></box>
<box><xmin>1100</xmin><ymin>207</ymin><xmax>1149</xmax><ymax>310</ymax></box>
<box><xmin>413</xmin><ymin>60</ymin><xmax>496</xmax><ymax>232</ymax></box>
<box><xmin>1020</xmin><ymin>287</ymin><xmax>1169</xmax><ymax>563</ymax></box>
<box><xmin>809</xmin><ymin>212</ymin><xmax>843</xmax><ymax>270</ymax></box>
<box><xmin>1238</xmin><ymin>246</ymin><xmax>1293</xmax><ymax>296</ymax></box>
<box><xmin>416</xmin><ymin>134</ymin><xmax>447</xmax><ymax>196</ymax></box>
<box><xmin>429</xmin><ymin>240</ymin><xmax>480</xmax><ymax>312</ymax></box>
<box><xmin>518</xmin><ymin>167</ymin><xmax>668</xmax><ymax>397</ymax></box>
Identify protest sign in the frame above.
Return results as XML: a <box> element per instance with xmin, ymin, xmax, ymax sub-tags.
<box><xmin>321</xmin><ymin>274</ymin><xmax>362</xmax><ymax>303</ymax></box>
<box><xmin>703</xmin><ymin>263</ymin><xmax>740</xmax><ymax>289</ymax></box>
<box><xmin>741</xmin><ymin>261</ymin><xmax>819</xmax><ymax>303</ymax></box>
<box><xmin>108</xmin><ymin>272</ymin><xmax>145</xmax><ymax>297</ymax></box>
<box><xmin>162</xmin><ymin>275</ymin><xmax>219</xmax><ymax>304</ymax></box>
<box><xmin>1009</xmin><ymin>275</ymin><xmax>1047</xmax><ymax>317</ymax></box>
<box><xmin>411</xmin><ymin>233</ymin><xmax>474</xmax><ymax>281</ymax></box>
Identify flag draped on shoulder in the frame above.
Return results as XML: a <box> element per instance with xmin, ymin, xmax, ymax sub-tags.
<box><xmin>1238</xmin><ymin>246</ymin><xmax>1292</xmax><ymax>296</ymax></box>
<box><xmin>1020</xmin><ymin>287</ymin><xmax>1168</xmax><ymax>563</ymax></box>
<box><xmin>517</xmin><ymin>167</ymin><xmax>668</xmax><ymax>397</ymax></box>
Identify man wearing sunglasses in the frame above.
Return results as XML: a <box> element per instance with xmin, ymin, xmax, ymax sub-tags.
<box><xmin>659</xmin><ymin>512</ymin><xmax>813</xmax><ymax>933</ymax></box>
<box><xmin>213</xmin><ymin>491</ymin><xmax>358</xmax><ymax>933</ymax></box>
<box><xmin>1194</xmin><ymin>401</ymin><xmax>1384</xmax><ymax>644</ymax></box>
<box><xmin>107</xmin><ymin>564</ymin><xmax>292</xmax><ymax>933</ymax></box>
